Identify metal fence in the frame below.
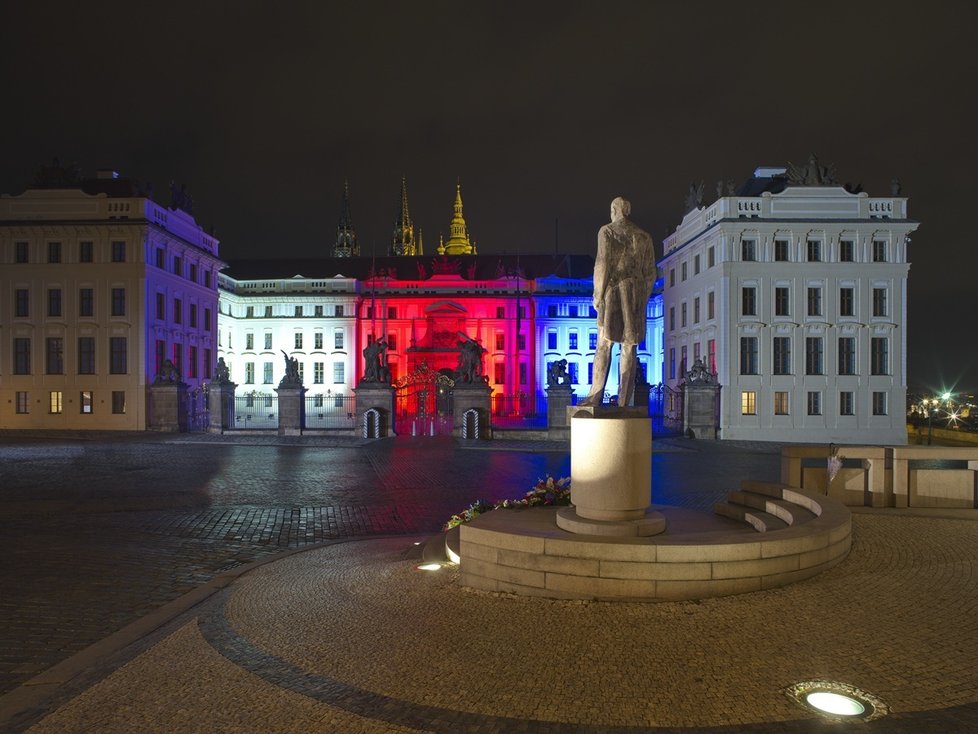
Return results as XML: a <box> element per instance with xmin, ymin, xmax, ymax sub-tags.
<box><xmin>233</xmin><ymin>394</ymin><xmax>278</xmax><ymax>429</ymax></box>
<box><xmin>304</xmin><ymin>394</ymin><xmax>357</xmax><ymax>430</ymax></box>
<box><xmin>490</xmin><ymin>393</ymin><xmax>549</xmax><ymax>429</ymax></box>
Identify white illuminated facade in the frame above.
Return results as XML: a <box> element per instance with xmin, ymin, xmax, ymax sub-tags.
<box><xmin>0</xmin><ymin>169</ymin><xmax>222</xmax><ymax>430</ymax></box>
<box><xmin>661</xmin><ymin>166</ymin><xmax>918</xmax><ymax>443</ymax></box>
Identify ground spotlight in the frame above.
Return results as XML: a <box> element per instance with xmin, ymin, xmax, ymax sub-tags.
<box><xmin>784</xmin><ymin>680</ymin><xmax>888</xmax><ymax>722</ymax></box>
<box><xmin>415</xmin><ymin>563</ymin><xmax>442</xmax><ymax>572</ymax></box>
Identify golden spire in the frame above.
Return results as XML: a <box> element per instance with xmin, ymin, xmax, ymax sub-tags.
<box><xmin>391</xmin><ymin>176</ymin><xmax>416</xmax><ymax>256</ymax></box>
<box><xmin>442</xmin><ymin>181</ymin><xmax>473</xmax><ymax>255</ymax></box>
<box><xmin>416</xmin><ymin>227</ymin><xmax>424</xmax><ymax>256</ymax></box>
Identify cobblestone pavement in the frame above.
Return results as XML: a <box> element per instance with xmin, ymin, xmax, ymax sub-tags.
<box><xmin>0</xmin><ymin>430</ymin><xmax>791</xmax><ymax>730</ymax></box>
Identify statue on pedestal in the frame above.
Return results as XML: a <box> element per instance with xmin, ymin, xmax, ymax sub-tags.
<box><xmin>215</xmin><ymin>357</ymin><xmax>232</xmax><ymax>385</ymax></box>
<box><xmin>153</xmin><ymin>358</ymin><xmax>181</xmax><ymax>385</ymax></box>
<box><xmin>581</xmin><ymin>197</ymin><xmax>657</xmax><ymax>407</ymax></box>
<box><xmin>455</xmin><ymin>334</ymin><xmax>487</xmax><ymax>384</ymax></box>
<box><xmin>361</xmin><ymin>339</ymin><xmax>390</xmax><ymax>384</ymax></box>
<box><xmin>547</xmin><ymin>359</ymin><xmax>570</xmax><ymax>387</ymax></box>
<box><xmin>279</xmin><ymin>351</ymin><xmax>302</xmax><ymax>388</ymax></box>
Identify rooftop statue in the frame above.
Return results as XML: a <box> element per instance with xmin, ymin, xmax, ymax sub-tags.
<box><xmin>786</xmin><ymin>154</ymin><xmax>837</xmax><ymax>186</ymax></box>
<box><xmin>581</xmin><ymin>197</ymin><xmax>657</xmax><ymax>408</ymax></box>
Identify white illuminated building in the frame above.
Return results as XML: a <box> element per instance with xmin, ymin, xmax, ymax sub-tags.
<box><xmin>661</xmin><ymin>164</ymin><xmax>918</xmax><ymax>443</ymax></box>
<box><xmin>0</xmin><ymin>166</ymin><xmax>222</xmax><ymax>430</ymax></box>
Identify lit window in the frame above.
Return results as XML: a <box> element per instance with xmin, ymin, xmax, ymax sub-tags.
<box><xmin>741</xmin><ymin>391</ymin><xmax>756</xmax><ymax>415</ymax></box>
<box><xmin>774</xmin><ymin>391</ymin><xmax>789</xmax><ymax>415</ymax></box>
<box><xmin>49</xmin><ymin>391</ymin><xmax>63</xmax><ymax>414</ymax></box>
<box><xmin>80</xmin><ymin>391</ymin><xmax>94</xmax><ymax>414</ymax></box>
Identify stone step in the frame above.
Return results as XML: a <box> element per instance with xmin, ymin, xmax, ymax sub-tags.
<box><xmin>739</xmin><ymin>480</ymin><xmax>788</xmax><ymax>498</ymax></box>
<box><xmin>727</xmin><ymin>492</ymin><xmax>818</xmax><ymax>526</ymax></box>
<box><xmin>713</xmin><ymin>502</ymin><xmax>789</xmax><ymax>532</ymax></box>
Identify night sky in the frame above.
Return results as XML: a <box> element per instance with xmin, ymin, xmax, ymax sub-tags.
<box><xmin>2</xmin><ymin>2</ymin><xmax>976</xmax><ymax>393</ymax></box>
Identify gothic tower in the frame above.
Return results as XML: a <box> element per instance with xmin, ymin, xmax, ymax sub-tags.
<box><xmin>334</xmin><ymin>181</ymin><xmax>358</xmax><ymax>257</ymax></box>
<box><xmin>438</xmin><ymin>181</ymin><xmax>475</xmax><ymax>255</ymax></box>
<box><xmin>390</xmin><ymin>177</ymin><xmax>419</xmax><ymax>256</ymax></box>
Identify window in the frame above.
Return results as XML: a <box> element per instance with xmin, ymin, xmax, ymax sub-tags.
<box><xmin>774</xmin><ymin>391</ymin><xmax>789</xmax><ymax>415</ymax></box>
<box><xmin>156</xmin><ymin>248</ymin><xmax>165</xmax><ymax>268</ymax></box>
<box><xmin>807</xmin><ymin>391</ymin><xmax>822</xmax><ymax>416</ymax></box>
<box><xmin>707</xmin><ymin>291</ymin><xmax>715</xmax><ymax>320</ymax></box>
<box><xmin>265</xmin><ymin>306</ymin><xmax>272</xmax><ymax>317</ymax></box>
<box><xmin>111</xmin><ymin>241</ymin><xmax>126</xmax><ymax>262</ymax></box>
<box><xmin>315</xmin><ymin>305</ymin><xmax>323</xmax><ymax>317</ymax></box>
<box><xmin>294</xmin><ymin>333</ymin><xmax>303</xmax><ymax>349</ymax></box>
<box><xmin>568</xmin><ymin>332</ymin><xmax>578</xmax><ymax>350</ymax></box>
<box><xmin>805</xmin><ymin>337</ymin><xmax>823</xmax><ymax>375</ymax></box>
<box><xmin>873</xmin><ymin>241</ymin><xmax>887</xmax><ymax>262</ymax></box>
<box><xmin>78</xmin><ymin>337</ymin><xmax>95</xmax><ymax>374</ymax></box>
<box><xmin>73</xmin><ymin>288</ymin><xmax>92</xmax><ymax>317</ymax></box>
<box><xmin>669</xmin><ymin>269</ymin><xmax>676</xmax><ymax>287</ymax></box>
<box><xmin>707</xmin><ymin>339</ymin><xmax>716</xmax><ymax>374</ymax></box>
<box><xmin>740</xmin><ymin>336</ymin><xmax>758</xmax><ymax>375</ymax></box>
<box><xmin>387</xmin><ymin>333</ymin><xmax>397</xmax><ymax>351</ymax></box>
<box><xmin>873</xmin><ymin>288</ymin><xmax>887</xmax><ymax>317</ymax></box>
<box><xmin>16</xmin><ymin>391</ymin><xmax>28</xmax><ymax>414</ymax></box>
<box><xmin>547</xmin><ymin>331</ymin><xmax>557</xmax><ymax>350</ymax></box>
<box><xmin>871</xmin><ymin>337</ymin><xmax>889</xmax><ymax>375</ymax></box>
<box><xmin>568</xmin><ymin>362</ymin><xmax>579</xmax><ymax>384</ymax></box>
<box><xmin>807</xmin><ymin>287</ymin><xmax>822</xmax><ymax>317</ymax></box>
<box><xmin>681</xmin><ymin>303</ymin><xmax>687</xmax><ymax>327</ymax></box>
<box><xmin>774</xmin><ymin>239</ymin><xmax>789</xmax><ymax>261</ymax></box>
<box><xmin>245</xmin><ymin>333</ymin><xmax>254</xmax><ymax>351</ymax></box>
<box><xmin>173</xmin><ymin>256</ymin><xmax>182</xmax><ymax>276</ymax></box>
<box><xmin>669</xmin><ymin>307</ymin><xmax>675</xmax><ymax>331</ymax></box>
<box><xmin>680</xmin><ymin>346</ymin><xmax>687</xmax><ymax>375</ymax></box>
<box><xmin>333</xmin><ymin>362</ymin><xmax>345</xmax><ymax>383</ymax></box>
<box><xmin>265</xmin><ymin>333</ymin><xmax>273</xmax><ymax>350</ymax></box>
<box><xmin>587</xmin><ymin>361</ymin><xmax>594</xmax><ymax>384</ymax></box>
<box><xmin>741</xmin><ymin>240</ymin><xmax>756</xmax><ymax>261</ymax></box>
<box><xmin>80</xmin><ymin>391</ymin><xmax>94</xmax><ymax>414</ymax></box>
<box><xmin>807</xmin><ymin>240</ymin><xmax>821</xmax><ymax>262</ymax></box>
<box><xmin>839</xmin><ymin>287</ymin><xmax>854</xmax><ymax>317</ymax></box>
<box><xmin>264</xmin><ymin>362</ymin><xmax>274</xmax><ymax>384</ymax></box>
<box><xmin>589</xmin><ymin>331</ymin><xmax>598</xmax><ymax>350</ymax></box>
<box><xmin>49</xmin><ymin>391</ymin><xmax>63</xmax><ymax>414</ymax></box>
<box><xmin>838</xmin><ymin>337</ymin><xmax>856</xmax><ymax>375</ymax></box>
<box><xmin>13</xmin><ymin>338</ymin><xmax>31</xmax><ymax>374</ymax></box>
<box><xmin>742</xmin><ymin>287</ymin><xmax>757</xmax><ymax>316</ymax></box>
<box><xmin>681</xmin><ymin>262</ymin><xmax>688</xmax><ymax>281</ymax></box>
<box><xmin>775</xmin><ymin>287</ymin><xmax>789</xmax><ymax>316</ymax></box>
<box><xmin>840</xmin><ymin>240</ymin><xmax>854</xmax><ymax>262</ymax></box>
<box><xmin>335</xmin><ymin>305</ymin><xmax>344</xmax><ymax>317</ymax></box>
<box><xmin>519</xmin><ymin>362</ymin><xmax>528</xmax><ymax>385</ymax></box>
<box><xmin>334</xmin><ymin>331</ymin><xmax>344</xmax><ymax>350</ymax></box>
<box><xmin>497</xmin><ymin>306</ymin><xmax>506</xmax><ymax>318</ymax></box>
<box><xmin>204</xmin><ymin>308</ymin><xmax>212</xmax><ymax>331</ymax></box>
<box><xmin>172</xmin><ymin>344</ymin><xmax>184</xmax><ymax>377</ymax></box>
<box><xmin>872</xmin><ymin>391</ymin><xmax>887</xmax><ymax>415</ymax></box>
<box><xmin>173</xmin><ymin>298</ymin><xmax>182</xmax><ymax>324</ymax></box>
<box><xmin>188</xmin><ymin>346</ymin><xmax>198</xmax><ymax>378</ymax></box>
<box><xmin>708</xmin><ymin>246</ymin><xmax>715</xmax><ymax>268</ymax></box>
<box><xmin>495</xmin><ymin>334</ymin><xmax>505</xmax><ymax>351</ymax></box>
<box><xmin>204</xmin><ymin>349</ymin><xmax>212</xmax><ymax>379</ymax></box>
<box><xmin>518</xmin><ymin>333</ymin><xmax>526</xmax><ymax>351</ymax></box>
<box><xmin>204</xmin><ymin>271</ymin><xmax>211</xmax><ymax>288</ymax></box>
<box><xmin>15</xmin><ymin>289</ymin><xmax>29</xmax><ymax>317</ymax></box>
<box><xmin>155</xmin><ymin>340</ymin><xmax>165</xmax><ymax>375</ymax></box>
<box><xmin>111</xmin><ymin>288</ymin><xmax>126</xmax><ymax>317</ymax></box>
<box><xmin>15</xmin><ymin>241</ymin><xmax>29</xmax><ymax>262</ymax></box>
<box><xmin>494</xmin><ymin>363</ymin><xmax>505</xmax><ymax>384</ymax></box>
<box><xmin>112</xmin><ymin>391</ymin><xmax>126</xmax><ymax>414</ymax></box>
<box><xmin>245</xmin><ymin>362</ymin><xmax>255</xmax><ymax>384</ymax></box>
<box><xmin>109</xmin><ymin>337</ymin><xmax>128</xmax><ymax>374</ymax></box>
<box><xmin>694</xmin><ymin>254</ymin><xmax>701</xmax><ymax>275</ymax></box>
<box><xmin>839</xmin><ymin>391</ymin><xmax>855</xmax><ymax>416</ymax></box>
<box><xmin>312</xmin><ymin>332</ymin><xmax>323</xmax><ymax>350</ymax></box>
<box><xmin>388</xmin><ymin>307</ymin><xmax>397</xmax><ymax>319</ymax></box>
<box><xmin>547</xmin><ymin>304</ymin><xmax>557</xmax><ymax>317</ymax></box>
<box><xmin>313</xmin><ymin>362</ymin><xmax>324</xmax><ymax>384</ymax></box>
<box><xmin>48</xmin><ymin>242</ymin><xmax>62</xmax><ymax>263</ymax></box>
<box><xmin>295</xmin><ymin>305</ymin><xmax>303</xmax><ymax>317</ymax></box>
<box><xmin>245</xmin><ymin>306</ymin><xmax>255</xmax><ymax>318</ymax></box>
<box><xmin>187</xmin><ymin>263</ymin><xmax>198</xmax><ymax>284</ymax></box>
<box><xmin>46</xmin><ymin>337</ymin><xmax>64</xmax><ymax>374</ymax></box>
<box><xmin>741</xmin><ymin>391</ymin><xmax>757</xmax><ymax>415</ymax></box>
<box><xmin>693</xmin><ymin>297</ymin><xmax>700</xmax><ymax>323</ymax></box>
<box><xmin>669</xmin><ymin>348</ymin><xmax>676</xmax><ymax>380</ymax></box>
<box><xmin>48</xmin><ymin>288</ymin><xmax>62</xmax><ymax>317</ymax></box>
<box><xmin>190</xmin><ymin>303</ymin><xmax>197</xmax><ymax>328</ymax></box>
<box><xmin>773</xmin><ymin>337</ymin><xmax>791</xmax><ymax>375</ymax></box>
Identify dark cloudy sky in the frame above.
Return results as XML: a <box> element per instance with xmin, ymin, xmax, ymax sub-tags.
<box><xmin>2</xmin><ymin>1</ymin><xmax>976</xmax><ymax>393</ymax></box>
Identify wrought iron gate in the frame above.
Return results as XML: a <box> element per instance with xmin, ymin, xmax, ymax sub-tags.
<box><xmin>393</xmin><ymin>362</ymin><xmax>455</xmax><ymax>436</ymax></box>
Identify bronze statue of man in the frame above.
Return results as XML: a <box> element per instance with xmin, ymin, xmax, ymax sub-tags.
<box><xmin>581</xmin><ymin>196</ymin><xmax>656</xmax><ymax>407</ymax></box>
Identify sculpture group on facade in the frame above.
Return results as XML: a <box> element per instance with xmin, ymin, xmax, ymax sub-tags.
<box><xmin>580</xmin><ymin>197</ymin><xmax>657</xmax><ymax>408</ymax></box>
<box><xmin>279</xmin><ymin>350</ymin><xmax>303</xmax><ymax>388</ymax></box>
<box><xmin>547</xmin><ymin>359</ymin><xmax>570</xmax><ymax>387</ymax></box>
<box><xmin>153</xmin><ymin>358</ymin><xmax>182</xmax><ymax>385</ymax></box>
<box><xmin>455</xmin><ymin>334</ymin><xmax>487</xmax><ymax>384</ymax></box>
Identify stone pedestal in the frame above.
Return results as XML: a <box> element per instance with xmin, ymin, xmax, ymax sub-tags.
<box><xmin>208</xmin><ymin>383</ymin><xmax>237</xmax><ymax>433</ymax></box>
<box><xmin>453</xmin><ymin>382</ymin><xmax>493</xmax><ymax>440</ymax></box>
<box><xmin>556</xmin><ymin>406</ymin><xmax>663</xmax><ymax>537</ymax></box>
<box><xmin>149</xmin><ymin>382</ymin><xmax>188</xmax><ymax>432</ymax></box>
<box><xmin>354</xmin><ymin>384</ymin><xmax>396</xmax><ymax>438</ymax></box>
<box><xmin>275</xmin><ymin>386</ymin><xmax>306</xmax><ymax>436</ymax></box>
<box><xmin>684</xmin><ymin>382</ymin><xmax>719</xmax><ymax>439</ymax></box>
<box><xmin>633</xmin><ymin>380</ymin><xmax>651</xmax><ymax>408</ymax></box>
<box><xmin>546</xmin><ymin>385</ymin><xmax>574</xmax><ymax>439</ymax></box>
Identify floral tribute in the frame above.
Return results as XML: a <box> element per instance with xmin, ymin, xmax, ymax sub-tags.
<box><xmin>443</xmin><ymin>475</ymin><xmax>571</xmax><ymax>531</ymax></box>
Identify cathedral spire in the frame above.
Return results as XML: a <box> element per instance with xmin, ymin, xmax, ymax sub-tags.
<box><xmin>390</xmin><ymin>176</ymin><xmax>417</xmax><ymax>256</ymax></box>
<box><xmin>440</xmin><ymin>180</ymin><xmax>474</xmax><ymax>255</ymax></box>
<box><xmin>334</xmin><ymin>180</ymin><xmax>358</xmax><ymax>257</ymax></box>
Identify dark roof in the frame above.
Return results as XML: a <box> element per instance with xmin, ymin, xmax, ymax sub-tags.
<box><xmin>222</xmin><ymin>253</ymin><xmax>595</xmax><ymax>281</ymax></box>
<box><xmin>736</xmin><ymin>173</ymin><xmax>789</xmax><ymax>197</ymax></box>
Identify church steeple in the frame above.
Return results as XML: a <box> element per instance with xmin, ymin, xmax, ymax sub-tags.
<box><xmin>334</xmin><ymin>181</ymin><xmax>358</xmax><ymax>257</ymax></box>
<box><xmin>438</xmin><ymin>181</ymin><xmax>474</xmax><ymax>255</ymax></box>
<box><xmin>390</xmin><ymin>176</ymin><xmax>418</xmax><ymax>256</ymax></box>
